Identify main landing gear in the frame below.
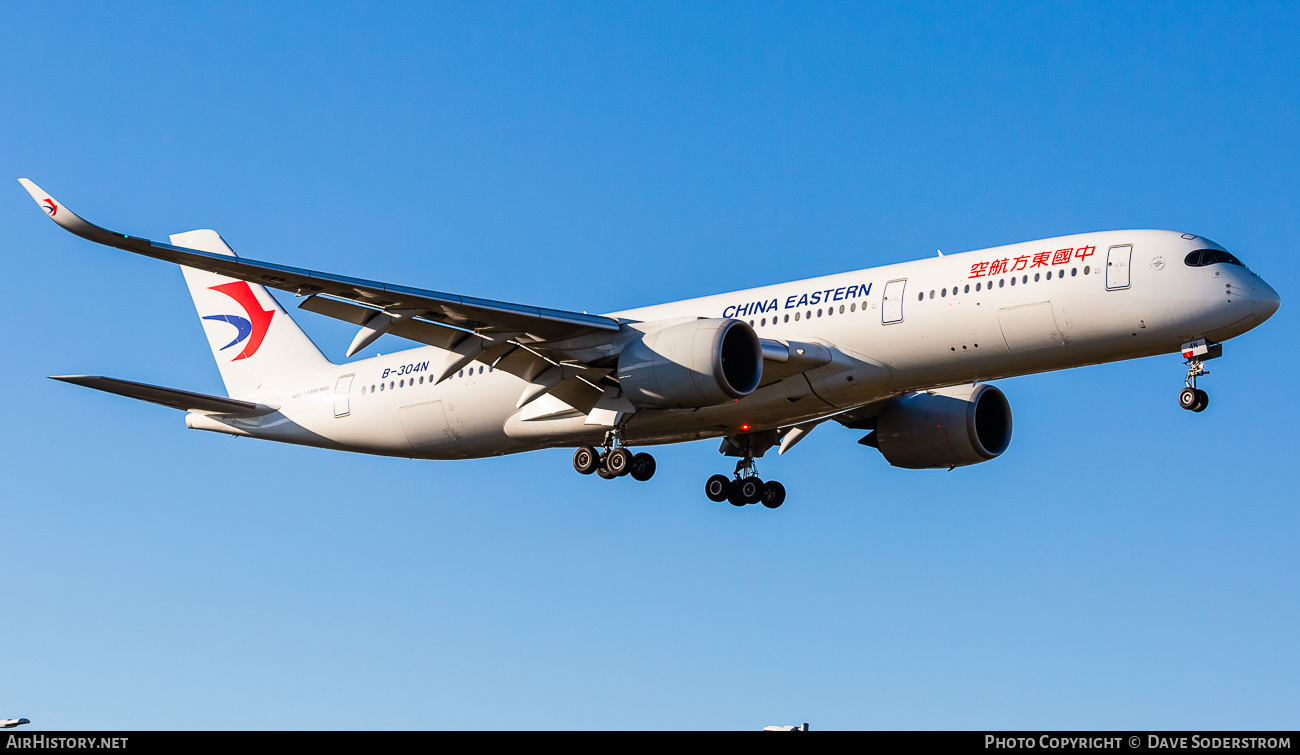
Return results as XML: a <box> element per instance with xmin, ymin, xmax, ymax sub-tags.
<box><xmin>572</xmin><ymin>431</ymin><xmax>656</xmax><ymax>482</ymax></box>
<box><xmin>704</xmin><ymin>466</ymin><xmax>786</xmax><ymax>509</ymax></box>
<box><xmin>572</xmin><ymin>428</ymin><xmax>789</xmax><ymax>510</ymax></box>
<box><xmin>705</xmin><ymin>436</ymin><xmax>786</xmax><ymax>509</ymax></box>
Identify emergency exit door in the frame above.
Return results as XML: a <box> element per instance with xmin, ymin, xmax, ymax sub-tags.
<box><xmin>882</xmin><ymin>279</ymin><xmax>906</xmax><ymax>324</ymax></box>
<box><xmin>1106</xmin><ymin>245</ymin><xmax>1133</xmax><ymax>290</ymax></box>
<box><xmin>334</xmin><ymin>374</ymin><xmax>355</xmax><ymax>418</ymax></box>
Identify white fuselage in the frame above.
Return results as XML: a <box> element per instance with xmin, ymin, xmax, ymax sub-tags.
<box><xmin>188</xmin><ymin>229</ymin><xmax>1279</xmax><ymax>459</ymax></box>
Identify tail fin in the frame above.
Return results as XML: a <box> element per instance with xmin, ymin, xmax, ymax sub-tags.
<box><xmin>173</xmin><ymin>229</ymin><xmax>332</xmax><ymax>398</ymax></box>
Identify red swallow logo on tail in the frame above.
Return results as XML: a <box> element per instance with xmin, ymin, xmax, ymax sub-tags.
<box><xmin>202</xmin><ymin>282</ymin><xmax>275</xmax><ymax>360</ymax></box>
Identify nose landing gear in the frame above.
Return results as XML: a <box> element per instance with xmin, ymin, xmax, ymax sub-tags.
<box><xmin>1178</xmin><ymin>341</ymin><xmax>1217</xmax><ymax>413</ymax></box>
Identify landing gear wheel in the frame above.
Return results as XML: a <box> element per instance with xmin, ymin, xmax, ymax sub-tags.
<box><xmin>630</xmin><ymin>453</ymin><xmax>656</xmax><ymax>482</ymax></box>
<box><xmin>1192</xmin><ymin>388</ymin><xmax>1209</xmax><ymax>413</ymax></box>
<box><xmin>1179</xmin><ymin>387</ymin><xmax>1199</xmax><ymax>411</ymax></box>
<box><xmin>596</xmin><ymin>462</ymin><xmax>615</xmax><ymax>479</ymax></box>
<box><xmin>705</xmin><ymin>474</ymin><xmax>731</xmax><ymax>502</ymax></box>
<box><xmin>760</xmin><ymin>480</ymin><xmax>786</xmax><ymax>509</ymax></box>
<box><xmin>736</xmin><ymin>477</ymin><xmax>763</xmax><ymax>505</ymax></box>
<box><xmin>573</xmin><ymin>446</ymin><xmax>599</xmax><ymax>475</ymax></box>
<box><xmin>605</xmin><ymin>448</ymin><xmax>633</xmax><ymax>477</ymax></box>
<box><xmin>727</xmin><ymin>485</ymin><xmax>748</xmax><ymax>507</ymax></box>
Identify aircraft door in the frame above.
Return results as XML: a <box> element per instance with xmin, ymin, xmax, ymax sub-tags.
<box><xmin>882</xmin><ymin>279</ymin><xmax>906</xmax><ymax>324</ymax></box>
<box><xmin>400</xmin><ymin>400</ymin><xmax>459</xmax><ymax>448</ymax></box>
<box><xmin>1106</xmin><ymin>245</ymin><xmax>1133</xmax><ymax>290</ymax></box>
<box><xmin>333</xmin><ymin>374</ymin><xmax>354</xmax><ymax>417</ymax></box>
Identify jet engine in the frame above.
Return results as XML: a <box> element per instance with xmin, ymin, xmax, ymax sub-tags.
<box><xmin>862</xmin><ymin>383</ymin><xmax>1012</xmax><ymax>469</ymax></box>
<box><xmin>616</xmin><ymin>318</ymin><xmax>763</xmax><ymax>409</ymax></box>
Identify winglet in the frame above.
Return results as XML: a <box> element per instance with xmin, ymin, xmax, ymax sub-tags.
<box><xmin>17</xmin><ymin>178</ymin><xmax>149</xmax><ymax>249</ymax></box>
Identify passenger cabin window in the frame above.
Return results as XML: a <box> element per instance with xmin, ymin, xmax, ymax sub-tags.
<box><xmin>1185</xmin><ymin>249</ymin><xmax>1245</xmax><ymax>268</ymax></box>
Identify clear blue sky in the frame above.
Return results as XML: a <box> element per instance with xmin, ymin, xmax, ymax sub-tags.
<box><xmin>2</xmin><ymin>2</ymin><xmax>1297</xmax><ymax>730</ymax></box>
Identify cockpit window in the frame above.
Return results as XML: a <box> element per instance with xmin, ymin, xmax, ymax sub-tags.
<box><xmin>1185</xmin><ymin>249</ymin><xmax>1245</xmax><ymax>268</ymax></box>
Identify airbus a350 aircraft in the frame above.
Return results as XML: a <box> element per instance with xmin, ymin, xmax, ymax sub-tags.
<box><xmin>21</xmin><ymin>179</ymin><xmax>1280</xmax><ymax>509</ymax></box>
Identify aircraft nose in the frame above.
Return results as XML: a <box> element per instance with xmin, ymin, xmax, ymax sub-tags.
<box><xmin>1253</xmin><ymin>278</ymin><xmax>1280</xmax><ymax>323</ymax></box>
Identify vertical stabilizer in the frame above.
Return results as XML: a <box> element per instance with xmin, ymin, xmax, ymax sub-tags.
<box><xmin>173</xmin><ymin>229</ymin><xmax>332</xmax><ymax>398</ymax></box>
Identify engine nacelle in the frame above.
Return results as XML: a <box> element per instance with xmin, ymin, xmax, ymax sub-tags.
<box><xmin>865</xmin><ymin>383</ymin><xmax>1013</xmax><ymax>469</ymax></box>
<box><xmin>617</xmin><ymin>318</ymin><xmax>763</xmax><ymax>409</ymax></box>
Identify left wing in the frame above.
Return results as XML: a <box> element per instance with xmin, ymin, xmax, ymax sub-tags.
<box><xmin>19</xmin><ymin>179</ymin><xmax>618</xmax><ymax>342</ymax></box>
<box><xmin>23</xmin><ymin>180</ymin><xmax>841</xmax><ymax>419</ymax></box>
<box><xmin>20</xmin><ymin>179</ymin><xmax>622</xmax><ymax>405</ymax></box>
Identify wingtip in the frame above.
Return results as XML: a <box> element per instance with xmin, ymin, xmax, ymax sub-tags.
<box><xmin>18</xmin><ymin>178</ymin><xmax>64</xmax><ymax>218</ymax></box>
<box><xmin>17</xmin><ymin>177</ymin><xmax>44</xmax><ymax>199</ymax></box>
<box><xmin>17</xmin><ymin>180</ymin><xmax>124</xmax><ymax>244</ymax></box>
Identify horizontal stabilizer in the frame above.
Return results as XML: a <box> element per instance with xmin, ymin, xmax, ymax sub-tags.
<box><xmin>50</xmin><ymin>375</ymin><xmax>277</xmax><ymax>416</ymax></box>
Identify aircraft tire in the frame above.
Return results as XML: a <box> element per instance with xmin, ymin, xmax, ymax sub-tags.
<box><xmin>1178</xmin><ymin>387</ymin><xmax>1199</xmax><ymax>410</ymax></box>
<box><xmin>705</xmin><ymin>474</ymin><xmax>731</xmax><ymax>502</ymax></box>
<box><xmin>606</xmin><ymin>448</ymin><xmax>633</xmax><ymax>476</ymax></box>
<box><xmin>1192</xmin><ymin>389</ymin><xmax>1209</xmax><ymax>413</ymax></box>
<box><xmin>574</xmin><ymin>446</ymin><xmax>600</xmax><ymax>475</ymax></box>
<box><xmin>630</xmin><ymin>453</ymin><xmax>656</xmax><ymax>482</ymax></box>
<box><xmin>760</xmin><ymin>480</ymin><xmax>786</xmax><ymax>509</ymax></box>
<box><xmin>737</xmin><ymin>477</ymin><xmax>763</xmax><ymax>505</ymax></box>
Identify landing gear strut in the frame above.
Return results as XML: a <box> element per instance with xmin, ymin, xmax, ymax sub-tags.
<box><xmin>705</xmin><ymin>434</ymin><xmax>786</xmax><ymax>509</ymax></box>
<box><xmin>572</xmin><ymin>429</ymin><xmax>656</xmax><ymax>482</ymax></box>
<box><xmin>1179</xmin><ymin>354</ymin><xmax>1210</xmax><ymax>413</ymax></box>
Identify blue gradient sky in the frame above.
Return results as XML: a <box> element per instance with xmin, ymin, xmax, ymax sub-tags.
<box><xmin>2</xmin><ymin>2</ymin><xmax>1297</xmax><ymax>730</ymax></box>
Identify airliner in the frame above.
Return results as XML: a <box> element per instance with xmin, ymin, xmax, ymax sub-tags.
<box><xmin>20</xmin><ymin>179</ymin><xmax>1280</xmax><ymax>509</ymax></box>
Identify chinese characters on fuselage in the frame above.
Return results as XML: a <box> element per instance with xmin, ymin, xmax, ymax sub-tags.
<box><xmin>968</xmin><ymin>245</ymin><xmax>1095</xmax><ymax>278</ymax></box>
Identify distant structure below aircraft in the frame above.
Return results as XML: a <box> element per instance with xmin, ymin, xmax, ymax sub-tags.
<box><xmin>1</xmin><ymin>719</ymin><xmax>30</xmax><ymax>729</ymax></box>
<box><xmin>763</xmin><ymin>723</ymin><xmax>809</xmax><ymax>731</ymax></box>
